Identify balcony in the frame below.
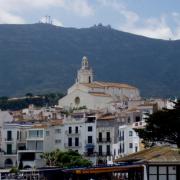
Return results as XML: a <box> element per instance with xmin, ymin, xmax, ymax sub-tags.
<box><xmin>97</xmin><ymin>138</ymin><xmax>111</xmax><ymax>143</ymax></box>
<box><xmin>97</xmin><ymin>152</ymin><xmax>112</xmax><ymax>157</ymax></box>
<box><xmin>65</xmin><ymin>130</ymin><xmax>81</xmax><ymax>136</ymax></box>
<box><xmin>26</xmin><ymin>136</ymin><xmax>44</xmax><ymax>140</ymax></box>
<box><xmin>85</xmin><ymin>143</ymin><xmax>95</xmax><ymax>150</ymax></box>
<box><xmin>4</xmin><ymin>150</ymin><xmax>17</xmax><ymax>155</ymax></box>
<box><xmin>84</xmin><ymin>152</ymin><xmax>96</xmax><ymax>157</ymax></box>
<box><xmin>17</xmin><ymin>139</ymin><xmax>26</xmax><ymax>144</ymax></box>
<box><xmin>132</xmin><ymin>121</ymin><xmax>146</xmax><ymax>129</ymax></box>
<box><xmin>64</xmin><ymin>143</ymin><xmax>82</xmax><ymax>148</ymax></box>
<box><xmin>4</xmin><ymin>138</ymin><xmax>13</xmax><ymax>142</ymax></box>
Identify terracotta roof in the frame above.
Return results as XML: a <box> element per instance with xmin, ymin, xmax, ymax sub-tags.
<box><xmin>50</xmin><ymin>120</ymin><xmax>64</xmax><ymax>126</ymax></box>
<box><xmin>95</xmin><ymin>81</ymin><xmax>137</xmax><ymax>89</ymax></box>
<box><xmin>138</xmin><ymin>103</ymin><xmax>155</xmax><ymax>107</ymax></box>
<box><xmin>89</xmin><ymin>92</ymin><xmax>111</xmax><ymax>97</ymax></box>
<box><xmin>32</xmin><ymin>124</ymin><xmax>48</xmax><ymax>129</ymax></box>
<box><xmin>82</xmin><ymin>83</ymin><xmax>103</xmax><ymax>88</ymax></box>
<box><xmin>114</xmin><ymin>146</ymin><xmax>180</xmax><ymax>164</ymax></box>
<box><xmin>127</xmin><ymin>108</ymin><xmax>139</xmax><ymax>112</ymax></box>
<box><xmin>97</xmin><ymin>114</ymin><xmax>116</xmax><ymax>120</ymax></box>
<box><xmin>82</xmin><ymin>81</ymin><xmax>137</xmax><ymax>89</ymax></box>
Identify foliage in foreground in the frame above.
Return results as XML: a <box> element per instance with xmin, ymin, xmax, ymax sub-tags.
<box><xmin>41</xmin><ymin>149</ymin><xmax>92</xmax><ymax>168</ymax></box>
<box><xmin>136</xmin><ymin>100</ymin><xmax>180</xmax><ymax>148</ymax></box>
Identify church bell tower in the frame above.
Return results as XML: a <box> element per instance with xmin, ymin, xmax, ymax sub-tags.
<box><xmin>76</xmin><ymin>56</ymin><xmax>93</xmax><ymax>84</ymax></box>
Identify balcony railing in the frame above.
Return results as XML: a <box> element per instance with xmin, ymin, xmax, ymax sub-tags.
<box><xmin>64</xmin><ymin>143</ymin><xmax>82</xmax><ymax>148</ymax></box>
<box><xmin>5</xmin><ymin>138</ymin><xmax>13</xmax><ymax>142</ymax></box>
<box><xmin>84</xmin><ymin>152</ymin><xmax>96</xmax><ymax>157</ymax></box>
<box><xmin>65</xmin><ymin>130</ymin><xmax>81</xmax><ymax>135</ymax></box>
<box><xmin>4</xmin><ymin>150</ymin><xmax>17</xmax><ymax>155</ymax></box>
<box><xmin>26</xmin><ymin>136</ymin><xmax>44</xmax><ymax>140</ymax></box>
<box><xmin>17</xmin><ymin>139</ymin><xmax>26</xmax><ymax>144</ymax></box>
<box><xmin>132</xmin><ymin>121</ymin><xmax>146</xmax><ymax>129</ymax></box>
<box><xmin>97</xmin><ymin>152</ymin><xmax>112</xmax><ymax>156</ymax></box>
<box><xmin>97</xmin><ymin>138</ymin><xmax>111</xmax><ymax>143</ymax></box>
<box><xmin>85</xmin><ymin>143</ymin><xmax>95</xmax><ymax>150</ymax></box>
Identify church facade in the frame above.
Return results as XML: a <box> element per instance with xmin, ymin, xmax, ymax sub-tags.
<box><xmin>58</xmin><ymin>57</ymin><xmax>140</xmax><ymax>110</ymax></box>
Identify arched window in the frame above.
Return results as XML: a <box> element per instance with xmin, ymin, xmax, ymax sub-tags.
<box><xmin>74</xmin><ymin>97</ymin><xmax>80</xmax><ymax>105</ymax></box>
<box><xmin>4</xmin><ymin>158</ymin><xmax>13</xmax><ymax>168</ymax></box>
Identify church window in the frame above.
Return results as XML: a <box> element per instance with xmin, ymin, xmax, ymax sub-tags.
<box><xmin>89</xmin><ymin>76</ymin><xmax>91</xmax><ymax>83</ymax></box>
<box><xmin>75</xmin><ymin>97</ymin><xmax>80</xmax><ymax>105</ymax></box>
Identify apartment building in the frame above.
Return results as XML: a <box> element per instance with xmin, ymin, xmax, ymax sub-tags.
<box><xmin>64</xmin><ymin>111</ymin><xmax>97</xmax><ymax>164</ymax></box>
<box><xmin>0</xmin><ymin>122</ymin><xmax>32</xmax><ymax>168</ymax></box>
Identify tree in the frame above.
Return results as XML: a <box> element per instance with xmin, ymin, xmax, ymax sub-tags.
<box><xmin>41</xmin><ymin>149</ymin><xmax>92</xmax><ymax>168</ymax></box>
<box><xmin>25</xmin><ymin>93</ymin><xmax>33</xmax><ymax>97</ymax></box>
<box><xmin>136</xmin><ymin>100</ymin><xmax>180</xmax><ymax>148</ymax></box>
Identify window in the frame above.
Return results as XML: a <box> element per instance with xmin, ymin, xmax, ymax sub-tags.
<box><xmin>55</xmin><ymin>139</ymin><xmax>61</xmax><ymax>144</ymax></box>
<box><xmin>119</xmin><ymin>131</ymin><xmax>121</xmax><ymax>141</ymax></box>
<box><xmin>46</xmin><ymin>131</ymin><xmax>49</xmax><ymax>136</ymax></box>
<box><xmin>122</xmin><ymin>143</ymin><xmax>125</xmax><ymax>153</ymax></box>
<box><xmin>17</xmin><ymin>131</ymin><xmax>19</xmax><ymax>140</ymax></box>
<box><xmin>7</xmin><ymin>131</ymin><xmax>12</xmax><ymax>141</ymax></box>
<box><xmin>89</xmin><ymin>76</ymin><xmax>91</xmax><ymax>83</ymax></box>
<box><xmin>74</xmin><ymin>97</ymin><xmax>80</xmax><ymax>105</ymax></box>
<box><xmin>37</xmin><ymin>130</ymin><xmax>43</xmax><ymax>137</ymax></box>
<box><xmin>129</xmin><ymin>131</ymin><xmax>133</xmax><ymax>136</ymax></box>
<box><xmin>135</xmin><ymin>116</ymin><xmax>140</xmax><ymax>122</ymax></box>
<box><xmin>129</xmin><ymin>143</ymin><xmax>133</xmax><ymax>148</ymax></box>
<box><xmin>148</xmin><ymin>166</ymin><xmax>176</xmax><ymax>180</ymax></box>
<box><xmin>120</xmin><ymin>144</ymin><xmax>122</xmax><ymax>153</ymax></box>
<box><xmin>149</xmin><ymin>166</ymin><xmax>158</xmax><ymax>180</ymax></box>
<box><xmin>128</xmin><ymin>117</ymin><xmax>131</xmax><ymax>123</ymax></box>
<box><xmin>99</xmin><ymin>132</ymin><xmax>102</xmax><ymax>142</ymax></box>
<box><xmin>7</xmin><ymin>144</ymin><xmax>12</xmax><ymax>154</ymax></box>
<box><xmin>19</xmin><ymin>131</ymin><xmax>22</xmax><ymax>140</ymax></box>
<box><xmin>168</xmin><ymin>166</ymin><xmax>176</xmax><ymax>180</ymax></box>
<box><xmin>75</xmin><ymin>137</ymin><xmax>79</xmax><ymax>146</ymax></box>
<box><xmin>69</xmin><ymin>127</ymin><xmax>72</xmax><ymax>134</ymax></box>
<box><xmin>88</xmin><ymin>136</ymin><xmax>93</xmax><ymax>143</ymax></box>
<box><xmin>55</xmin><ymin>129</ymin><xmax>61</xmax><ymax>134</ymax></box>
<box><xmin>106</xmin><ymin>132</ymin><xmax>110</xmax><ymax>141</ymax></box>
<box><xmin>75</xmin><ymin>126</ymin><xmax>78</xmax><ymax>133</ymax></box>
<box><xmin>114</xmin><ymin>149</ymin><xmax>116</xmax><ymax>156</ymax></box>
<box><xmin>106</xmin><ymin>145</ymin><xmax>110</xmax><ymax>156</ymax></box>
<box><xmin>122</xmin><ymin>131</ymin><xmax>124</xmax><ymax>141</ymax></box>
<box><xmin>68</xmin><ymin>138</ymin><xmax>72</xmax><ymax>146</ymax></box>
<box><xmin>88</xmin><ymin>126</ymin><xmax>93</xmax><ymax>132</ymax></box>
<box><xmin>36</xmin><ymin>141</ymin><xmax>43</xmax><ymax>151</ymax></box>
<box><xmin>135</xmin><ymin>146</ymin><xmax>138</xmax><ymax>152</ymax></box>
<box><xmin>29</xmin><ymin>130</ymin><xmax>43</xmax><ymax>138</ymax></box>
<box><xmin>99</xmin><ymin>145</ymin><xmax>102</xmax><ymax>155</ymax></box>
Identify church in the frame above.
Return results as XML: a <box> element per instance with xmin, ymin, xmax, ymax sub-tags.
<box><xmin>58</xmin><ymin>57</ymin><xmax>140</xmax><ymax>110</ymax></box>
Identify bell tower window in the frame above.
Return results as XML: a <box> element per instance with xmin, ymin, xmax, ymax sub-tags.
<box><xmin>76</xmin><ymin>56</ymin><xmax>93</xmax><ymax>84</ymax></box>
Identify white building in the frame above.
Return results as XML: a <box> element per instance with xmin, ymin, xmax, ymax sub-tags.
<box><xmin>0</xmin><ymin>122</ymin><xmax>32</xmax><ymax>168</ymax></box>
<box><xmin>96</xmin><ymin>114</ymin><xmax>119</xmax><ymax>165</ymax></box>
<box><xmin>59</xmin><ymin>57</ymin><xmax>140</xmax><ymax>110</ymax></box>
<box><xmin>17</xmin><ymin>121</ymin><xmax>64</xmax><ymax>168</ymax></box>
<box><xmin>113</xmin><ymin>125</ymin><xmax>140</xmax><ymax>160</ymax></box>
<box><xmin>64</xmin><ymin>111</ymin><xmax>97</xmax><ymax>164</ymax></box>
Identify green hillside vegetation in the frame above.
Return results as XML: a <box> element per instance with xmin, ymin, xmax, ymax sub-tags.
<box><xmin>0</xmin><ymin>23</ymin><xmax>179</xmax><ymax>97</ymax></box>
<box><xmin>0</xmin><ymin>93</ymin><xmax>64</xmax><ymax>110</ymax></box>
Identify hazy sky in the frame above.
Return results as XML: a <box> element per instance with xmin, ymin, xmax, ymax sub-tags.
<box><xmin>0</xmin><ymin>0</ymin><xmax>180</xmax><ymax>40</ymax></box>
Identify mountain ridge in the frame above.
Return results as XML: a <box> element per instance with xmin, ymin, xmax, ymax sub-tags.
<box><xmin>0</xmin><ymin>23</ymin><xmax>179</xmax><ymax>98</ymax></box>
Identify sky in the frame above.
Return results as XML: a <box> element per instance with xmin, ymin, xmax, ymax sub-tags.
<box><xmin>0</xmin><ymin>0</ymin><xmax>180</xmax><ymax>40</ymax></box>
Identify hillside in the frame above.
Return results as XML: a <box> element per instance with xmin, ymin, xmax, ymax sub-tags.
<box><xmin>0</xmin><ymin>23</ymin><xmax>179</xmax><ymax>97</ymax></box>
